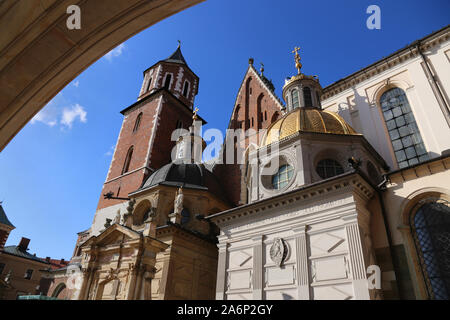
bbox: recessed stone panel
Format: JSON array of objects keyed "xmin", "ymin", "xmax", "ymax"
[
  {"xmin": 229, "ymin": 270, "xmax": 251, "ymax": 290},
  {"xmin": 266, "ymin": 265, "xmax": 295, "ymax": 287},
  {"xmin": 314, "ymin": 256, "xmax": 348, "ymax": 282}
]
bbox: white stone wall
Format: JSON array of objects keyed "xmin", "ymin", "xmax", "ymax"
[
  {"xmin": 322, "ymin": 39, "xmax": 450, "ymax": 170},
  {"xmin": 216, "ymin": 190, "xmax": 374, "ymax": 300}
]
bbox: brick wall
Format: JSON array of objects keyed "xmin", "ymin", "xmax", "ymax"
[{"xmin": 218, "ymin": 68, "xmax": 283, "ymax": 205}]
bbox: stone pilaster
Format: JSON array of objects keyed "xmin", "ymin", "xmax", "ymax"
[
  {"xmin": 293, "ymin": 225, "xmax": 310, "ymax": 300},
  {"xmin": 125, "ymin": 264, "xmax": 138, "ymax": 300},
  {"xmin": 215, "ymin": 242, "xmax": 228, "ymax": 300},
  {"xmin": 345, "ymin": 221, "xmax": 370, "ymax": 300},
  {"xmin": 252, "ymin": 235, "xmax": 264, "ymax": 299}
]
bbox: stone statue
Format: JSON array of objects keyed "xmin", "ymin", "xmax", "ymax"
[
  {"xmin": 104, "ymin": 218, "xmax": 112, "ymax": 229},
  {"xmin": 4, "ymin": 270, "xmax": 12, "ymax": 284},
  {"xmin": 123, "ymin": 198, "xmax": 136, "ymax": 227},
  {"xmin": 174, "ymin": 187, "xmax": 184, "ymax": 214},
  {"xmin": 113, "ymin": 210, "xmax": 121, "ymax": 224}
]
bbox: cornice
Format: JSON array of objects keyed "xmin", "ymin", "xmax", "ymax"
[
  {"xmin": 156, "ymin": 224, "xmax": 217, "ymax": 246},
  {"xmin": 322, "ymin": 25, "xmax": 449, "ymax": 100},
  {"xmin": 207, "ymin": 171, "xmax": 374, "ymax": 225}
]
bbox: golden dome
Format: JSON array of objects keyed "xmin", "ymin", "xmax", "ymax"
[{"xmin": 263, "ymin": 108, "xmax": 360, "ymax": 146}]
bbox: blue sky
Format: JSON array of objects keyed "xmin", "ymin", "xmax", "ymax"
[{"xmin": 1, "ymin": 0, "xmax": 449, "ymax": 259}]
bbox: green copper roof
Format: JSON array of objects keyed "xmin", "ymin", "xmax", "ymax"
[{"xmin": 0, "ymin": 204, "xmax": 14, "ymax": 228}]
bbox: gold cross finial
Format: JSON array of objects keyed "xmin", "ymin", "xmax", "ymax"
[
  {"xmin": 292, "ymin": 46, "xmax": 300, "ymax": 55},
  {"xmin": 192, "ymin": 107, "xmax": 199, "ymax": 120},
  {"xmin": 292, "ymin": 46, "xmax": 302, "ymax": 75}
]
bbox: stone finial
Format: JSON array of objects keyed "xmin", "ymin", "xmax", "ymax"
[
  {"xmin": 260, "ymin": 63, "xmax": 264, "ymax": 76},
  {"xmin": 123, "ymin": 199, "xmax": 136, "ymax": 228},
  {"xmin": 249, "ymin": 57, "xmax": 254, "ymax": 65}
]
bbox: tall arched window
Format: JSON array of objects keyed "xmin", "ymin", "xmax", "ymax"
[
  {"xmin": 303, "ymin": 87, "xmax": 312, "ymax": 107},
  {"xmin": 182, "ymin": 81, "xmax": 190, "ymax": 97},
  {"xmin": 316, "ymin": 91, "xmax": 321, "ymax": 108},
  {"xmin": 292, "ymin": 90, "xmax": 299, "ymax": 109},
  {"xmin": 380, "ymin": 88, "xmax": 428, "ymax": 168},
  {"xmin": 133, "ymin": 113, "xmax": 142, "ymax": 133},
  {"xmin": 146, "ymin": 77, "xmax": 152, "ymax": 92},
  {"xmin": 122, "ymin": 146, "xmax": 133, "ymax": 174},
  {"xmin": 164, "ymin": 74, "xmax": 172, "ymax": 89},
  {"xmin": 411, "ymin": 199, "xmax": 450, "ymax": 299}
]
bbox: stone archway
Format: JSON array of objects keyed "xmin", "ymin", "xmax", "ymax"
[
  {"xmin": 0, "ymin": 0, "xmax": 203, "ymax": 151},
  {"xmin": 51, "ymin": 282, "xmax": 67, "ymax": 299}
]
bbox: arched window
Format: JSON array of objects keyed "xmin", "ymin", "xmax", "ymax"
[
  {"xmin": 122, "ymin": 146, "xmax": 133, "ymax": 174},
  {"xmin": 380, "ymin": 88, "xmax": 428, "ymax": 168},
  {"xmin": 292, "ymin": 90, "xmax": 299, "ymax": 109},
  {"xmin": 182, "ymin": 81, "xmax": 190, "ymax": 97},
  {"xmin": 164, "ymin": 74, "xmax": 172, "ymax": 89},
  {"xmin": 271, "ymin": 112, "xmax": 279, "ymax": 123},
  {"xmin": 316, "ymin": 159, "xmax": 344, "ymax": 179},
  {"xmin": 303, "ymin": 87, "xmax": 312, "ymax": 107},
  {"xmin": 133, "ymin": 113, "xmax": 142, "ymax": 133},
  {"xmin": 272, "ymin": 164, "xmax": 294, "ymax": 190},
  {"xmin": 410, "ymin": 199, "xmax": 450, "ymax": 299},
  {"xmin": 146, "ymin": 77, "xmax": 152, "ymax": 92}
]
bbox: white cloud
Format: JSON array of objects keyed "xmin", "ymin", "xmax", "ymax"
[
  {"xmin": 104, "ymin": 43, "xmax": 126, "ymax": 62},
  {"xmin": 105, "ymin": 145, "xmax": 115, "ymax": 157},
  {"xmin": 31, "ymin": 93, "xmax": 63, "ymax": 127},
  {"xmin": 61, "ymin": 104, "xmax": 87, "ymax": 129},
  {"xmin": 31, "ymin": 93, "xmax": 87, "ymax": 130}
]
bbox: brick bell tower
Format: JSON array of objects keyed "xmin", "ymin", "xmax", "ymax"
[{"xmin": 90, "ymin": 44, "xmax": 201, "ymax": 235}]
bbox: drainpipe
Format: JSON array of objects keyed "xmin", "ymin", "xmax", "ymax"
[
  {"xmin": 416, "ymin": 41, "xmax": 450, "ymax": 127},
  {"xmin": 376, "ymin": 174, "xmax": 405, "ymax": 299}
]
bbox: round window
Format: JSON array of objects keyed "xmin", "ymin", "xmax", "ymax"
[
  {"xmin": 316, "ymin": 159, "xmax": 344, "ymax": 179},
  {"xmin": 272, "ymin": 164, "xmax": 294, "ymax": 190}
]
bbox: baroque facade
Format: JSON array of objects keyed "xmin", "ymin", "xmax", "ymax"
[{"xmin": 45, "ymin": 25, "xmax": 450, "ymax": 300}]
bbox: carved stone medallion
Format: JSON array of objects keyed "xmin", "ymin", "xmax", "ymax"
[{"xmin": 270, "ymin": 238, "xmax": 287, "ymax": 267}]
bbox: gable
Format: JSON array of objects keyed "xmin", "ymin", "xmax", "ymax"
[
  {"xmin": 227, "ymin": 65, "xmax": 284, "ymax": 130},
  {"xmin": 82, "ymin": 224, "xmax": 141, "ymax": 248}
]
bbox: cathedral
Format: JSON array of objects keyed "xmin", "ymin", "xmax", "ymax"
[{"xmin": 46, "ymin": 25, "xmax": 450, "ymax": 300}]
